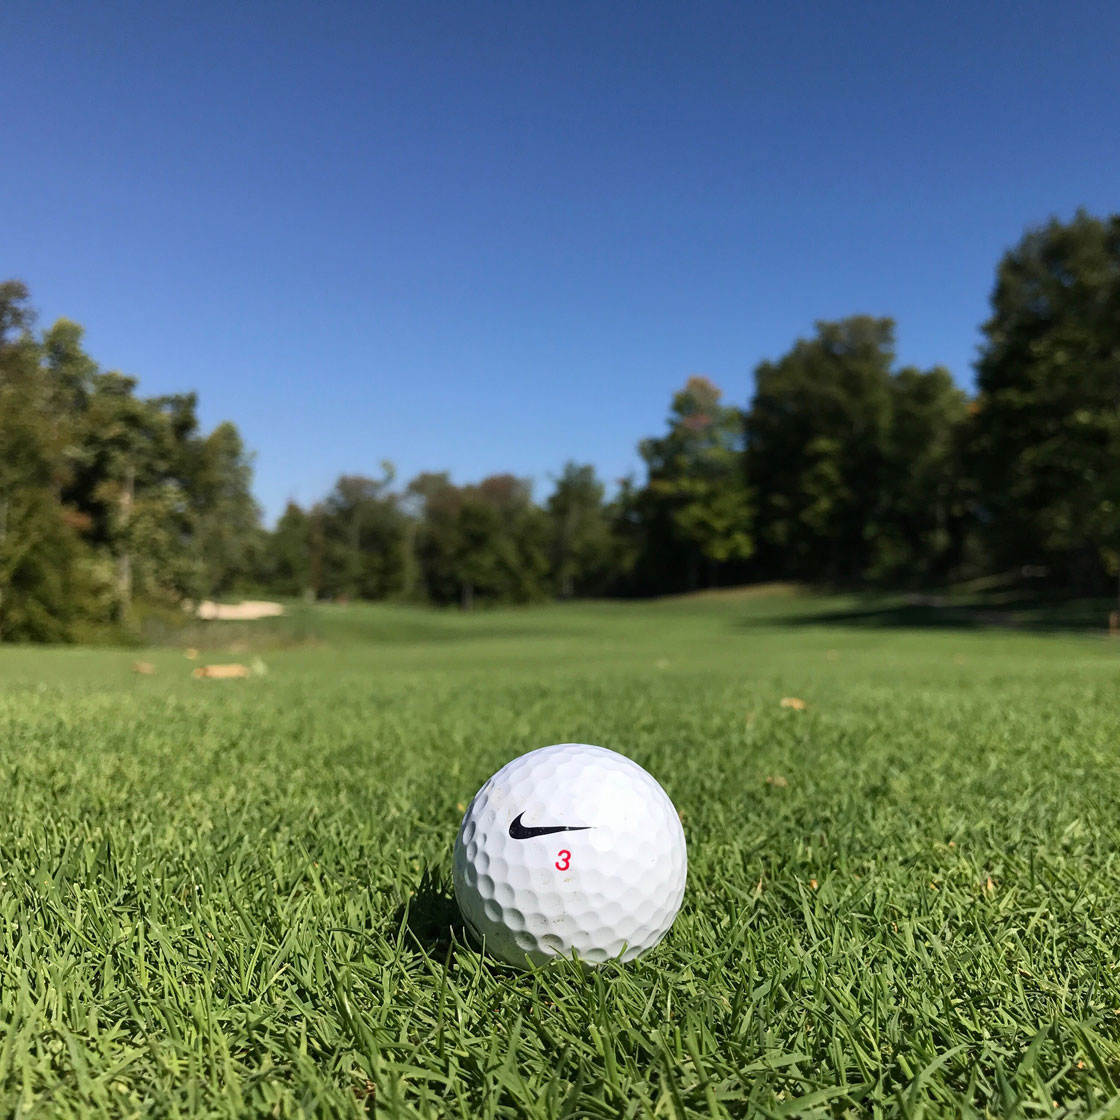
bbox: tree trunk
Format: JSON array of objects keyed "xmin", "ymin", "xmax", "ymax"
[
  {"xmin": 115, "ymin": 465, "xmax": 134, "ymax": 621},
  {"xmin": 0, "ymin": 494, "xmax": 7, "ymax": 638},
  {"xmin": 461, "ymin": 581, "xmax": 474, "ymax": 611},
  {"xmin": 350, "ymin": 507, "xmax": 363, "ymax": 598},
  {"xmin": 400, "ymin": 518, "xmax": 419, "ymax": 601},
  {"xmin": 309, "ymin": 510, "xmax": 324, "ymax": 600}
]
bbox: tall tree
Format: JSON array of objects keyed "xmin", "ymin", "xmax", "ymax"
[
  {"xmin": 874, "ymin": 365, "xmax": 972, "ymax": 582},
  {"xmin": 0, "ymin": 283, "xmax": 91, "ymax": 640},
  {"xmin": 639, "ymin": 376, "xmax": 753, "ymax": 590},
  {"xmin": 0, "ymin": 282, "xmax": 266, "ymax": 639},
  {"xmin": 266, "ymin": 501, "xmax": 313, "ymax": 598},
  {"xmin": 316, "ymin": 467, "xmax": 407, "ymax": 600},
  {"xmin": 410, "ymin": 473, "xmax": 549, "ymax": 607},
  {"xmin": 75, "ymin": 373, "xmax": 203, "ymax": 616},
  {"xmin": 546, "ymin": 463, "xmax": 616, "ymax": 597},
  {"xmin": 191, "ymin": 421, "xmax": 262, "ymax": 598},
  {"xmin": 747, "ymin": 318, "xmax": 896, "ymax": 582},
  {"xmin": 972, "ymin": 210, "xmax": 1120, "ymax": 590}
]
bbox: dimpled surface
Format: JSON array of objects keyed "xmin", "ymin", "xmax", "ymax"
[{"xmin": 453, "ymin": 743, "xmax": 686, "ymax": 966}]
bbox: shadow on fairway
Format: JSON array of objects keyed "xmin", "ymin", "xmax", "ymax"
[
  {"xmin": 391, "ymin": 866, "xmax": 465, "ymax": 959},
  {"xmin": 738, "ymin": 593, "xmax": 1115, "ymax": 633}
]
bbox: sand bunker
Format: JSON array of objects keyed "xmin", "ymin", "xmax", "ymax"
[{"xmin": 196, "ymin": 600, "xmax": 285, "ymax": 621}]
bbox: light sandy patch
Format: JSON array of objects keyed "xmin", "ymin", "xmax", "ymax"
[
  {"xmin": 196, "ymin": 600, "xmax": 284, "ymax": 621},
  {"xmin": 658, "ymin": 582, "xmax": 803, "ymax": 603},
  {"xmin": 192, "ymin": 663, "xmax": 251, "ymax": 679}
]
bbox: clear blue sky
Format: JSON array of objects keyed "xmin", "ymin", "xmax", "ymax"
[{"xmin": 3, "ymin": 1, "xmax": 1118, "ymax": 523}]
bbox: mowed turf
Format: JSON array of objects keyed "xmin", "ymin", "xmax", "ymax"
[{"xmin": 2, "ymin": 591, "xmax": 1120, "ymax": 1118}]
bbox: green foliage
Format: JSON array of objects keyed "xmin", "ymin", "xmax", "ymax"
[
  {"xmin": 314, "ymin": 469, "xmax": 407, "ymax": 601},
  {"xmin": 748, "ymin": 317, "xmax": 896, "ymax": 580},
  {"xmin": 0, "ymin": 283, "xmax": 262, "ymax": 640},
  {"xmin": 973, "ymin": 210, "xmax": 1120, "ymax": 589},
  {"xmin": 191, "ymin": 421, "xmax": 263, "ymax": 598},
  {"xmin": 266, "ymin": 502, "xmax": 314, "ymax": 597},
  {"xmin": 641, "ymin": 377, "xmax": 753, "ymax": 582},
  {"xmin": 748, "ymin": 318, "xmax": 971, "ymax": 585},
  {"xmin": 546, "ymin": 462, "xmax": 618, "ymax": 597},
  {"xmin": 10, "ymin": 204, "xmax": 1120, "ymax": 635},
  {"xmin": 3, "ymin": 594, "xmax": 1120, "ymax": 1113},
  {"xmin": 873, "ymin": 365, "xmax": 972, "ymax": 582},
  {"xmin": 410, "ymin": 473, "xmax": 550, "ymax": 607},
  {"xmin": 0, "ymin": 283, "xmax": 93, "ymax": 640}
]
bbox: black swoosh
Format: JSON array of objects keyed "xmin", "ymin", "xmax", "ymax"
[{"xmin": 508, "ymin": 812, "xmax": 592, "ymax": 840}]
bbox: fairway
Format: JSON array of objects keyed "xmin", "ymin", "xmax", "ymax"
[{"xmin": 2, "ymin": 591, "xmax": 1120, "ymax": 1117}]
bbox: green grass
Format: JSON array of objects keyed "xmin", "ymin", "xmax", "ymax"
[{"xmin": 2, "ymin": 588, "xmax": 1120, "ymax": 1117}]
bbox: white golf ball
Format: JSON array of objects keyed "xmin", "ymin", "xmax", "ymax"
[{"xmin": 452, "ymin": 743, "xmax": 687, "ymax": 966}]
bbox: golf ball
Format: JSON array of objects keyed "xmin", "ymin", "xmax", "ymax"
[{"xmin": 452, "ymin": 743, "xmax": 687, "ymax": 966}]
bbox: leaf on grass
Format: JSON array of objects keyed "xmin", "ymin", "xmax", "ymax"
[
  {"xmin": 765, "ymin": 775, "xmax": 789, "ymax": 787},
  {"xmin": 192, "ymin": 664, "xmax": 250, "ymax": 680},
  {"xmin": 809, "ymin": 879, "xmax": 819, "ymax": 890},
  {"xmin": 184, "ymin": 648, "xmax": 199, "ymax": 660},
  {"xmin": 132, "ymin": 661, "xmax": 155, "ymax": 675},
  {"xmin": 985, "ymin": 876, "xmax": 996, "ymax": 895},
  {"xmin": 780, "ymin": 697, "xmax": 807, "ymax": 710}
]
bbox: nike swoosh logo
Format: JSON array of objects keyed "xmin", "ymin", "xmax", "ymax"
[{"xmin": 508, "ymin": 812, "xmax": 592, "ymax": 840}]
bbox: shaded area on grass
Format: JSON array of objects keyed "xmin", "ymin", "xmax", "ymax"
[
  {"xmin": 391, "ymin": 866, "xmax": 464, "ymax": 960},
  {"xmin": 739, "ymin": 591, "xmax": 1119, "ymax": 633}
]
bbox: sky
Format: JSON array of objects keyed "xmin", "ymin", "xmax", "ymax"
[{"xmin": 3, "ymin": 1, "xmax": 1119, "ymax": 523}]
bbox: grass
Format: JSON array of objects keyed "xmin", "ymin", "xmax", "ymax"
[{"xmin": 2, "ymin": 587, "xmax": 1120, "ymax": 1116}]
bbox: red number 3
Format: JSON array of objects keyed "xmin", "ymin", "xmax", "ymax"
[{"xmin": 555, "ymin": 849, "xmax": 571, "ymax": 870}]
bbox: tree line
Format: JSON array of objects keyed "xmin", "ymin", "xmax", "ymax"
[{"xmin": 3, "ymin": 209, "xmax": 1119, "ymax": 640}]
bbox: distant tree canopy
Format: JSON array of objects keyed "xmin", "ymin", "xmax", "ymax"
[
  {"xmin": 547, "ymin": 462, "xmax": 619, "ymax": 599},
  {"xmin": 0, "ymin": 282, "xmax": 260, "ymax": 640},
  {"xmin": 972, "ymin": 210, "xmax": 1120, "ymax": 589},
  {"xmin": 639, "ymin": 377, "xmax": 753, "ymax": 591},
  {"xmin": 747, "ymin": 317, "xmax": 970, "ymax": 585},
  {"xmin": 4, "ymin": 208, "xmax": 1120, "ymax": 639}
]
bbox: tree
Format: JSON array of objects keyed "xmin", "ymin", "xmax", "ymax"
[
  {"xmin": 0, "ymin": 283, "xmax": 92, "ymax": 640},
  {"xmin": 874, "ymin": 365, "xmax": 972, "ymax": 583},
  {"xmin": 73, "ymin": 373, "xmax": 204, "ymax": 616},
  {"xmin": 545, "ymin": 463, "xmax": 617, "ymax": 597},
  {"xmin": 0, "ymin": 281, "xmax": 267, "ymax": 639},
  {"xmin": 465, "ymin": 474, "xmax": 548, "ymax": 609},
  {"xmin": 972, "ymin": 210, "xmax": 1120, "ymax": 591},
  {"xmin": 53, "ymin": 332, "xmax": 259, "ymax": 611},
  {"xmin": 316, "ymin": 467, "xmax": 407, "ymax": 600},
  {"xmin": 266, "ymin": 502, "xmax": 313, "ymax": 598},
  {"xmin": 747, "ymin": 318, "xmax": 896, "ymax": 582},
  {"xmin": 191, "ymin": 421, "xmax": 262, "ymax": 598},
  {"xmin": 410, "ymin": 473, "xmax": 549, "ymax": 607},
  {"xmin": 639, "ymin": 376, "xmax": 753, "ymax": 590},
  {"xmin": 746, "ymin": 318, "xmax": 975, "ymax": 584}
]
